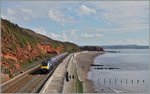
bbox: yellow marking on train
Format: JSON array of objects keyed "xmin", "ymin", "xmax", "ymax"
[{"xmin": 41, "ymin": 66, "xmax": 48, "ymax": 69}]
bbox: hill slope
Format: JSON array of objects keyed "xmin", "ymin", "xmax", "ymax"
[
  {"xmin": 80, "ymin": 46, "xmax": 104, "ymax": 51},
  {"xmin": 1, "ymin": 18, "xmax": 80, "ymax": 80}
]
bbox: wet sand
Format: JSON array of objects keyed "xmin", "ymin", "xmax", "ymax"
[{"xmin": 75, "ymin": 51, "xmax": 104, "ymax": 93}]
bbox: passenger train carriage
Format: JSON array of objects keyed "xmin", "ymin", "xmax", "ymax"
[{"xmin": 40, "ymin": 52, "xmax": 68, "ymax": 73}]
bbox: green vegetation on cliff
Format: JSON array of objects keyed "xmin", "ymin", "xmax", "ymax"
[{"xmin": 1, "ymin": 18, "xmax": 80, "ymax": 79}]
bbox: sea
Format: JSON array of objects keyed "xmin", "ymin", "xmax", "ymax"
[{"xmin": 88, "ymin": 49, "xmax": 150, "ymax": 93}]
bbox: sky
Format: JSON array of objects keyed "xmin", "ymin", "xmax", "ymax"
[{"xmin": 1, "ymin": 0, "xmax": 149, "ymax": 46}]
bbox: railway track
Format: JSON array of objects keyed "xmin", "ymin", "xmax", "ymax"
[{"xmin": 1, "ymin": 56, "xmax": 67, "ymax": 93}]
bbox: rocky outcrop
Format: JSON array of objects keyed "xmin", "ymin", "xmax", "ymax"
[
  {"xmin": 1, "ymin": 18, "xmax": 80, "ymax": 82},
  {"xmin": 80, "ymin": 46, "xmax": 104, "ymax": 51},
  {"xmin": 37, "ymin": 43, "xmax": 63, "ymax": 54}
]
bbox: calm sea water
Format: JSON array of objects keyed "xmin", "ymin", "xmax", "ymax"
[{"xmin": 88, "ymin": 49, "xmax": 150, "ymax": 93}]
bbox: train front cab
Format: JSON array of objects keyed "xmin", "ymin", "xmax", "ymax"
[{"xmin": 41, "ymin": 61, "xmax": 49, "ymax": 73}]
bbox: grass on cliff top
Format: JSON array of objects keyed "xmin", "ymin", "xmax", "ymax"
[
  {"xmin": 62, "ymin": 42, "xmax": 80, "ymax": 53},
  {"xmin": 3, "ymin": 20, "xmax": 36, "ymax": 48},
  {"xmin": 12, "ymin": 29, "xmax": 36, "ymax": 48},
  {"xmin": 51, "ymin": 42, "xmax": 61, "ymax": 48},
  {"xmin": 2, "ymin": 19, "xmax": 80, "ymax": 53}
]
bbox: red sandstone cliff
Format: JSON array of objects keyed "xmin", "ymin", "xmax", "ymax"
[{"xmin": 1, "ymin": 18, "xmax": 80, "ymax": 82}]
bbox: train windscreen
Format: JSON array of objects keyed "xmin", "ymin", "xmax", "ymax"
[{"xmin": 42, "ymin": 61, "xmax": 48, "ymax": 66}]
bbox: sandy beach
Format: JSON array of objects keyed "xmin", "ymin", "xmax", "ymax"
[
  {"xmin": 75, "ymin": 51, "xmax": 104, "ymax": 93},
  {"xmin": 42, "ymin": 50, "xmax": 148, "ymax": 93}
]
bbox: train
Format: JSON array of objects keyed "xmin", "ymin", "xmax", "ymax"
[{"xmin": 40, "ymin": 52, "xmax": 68, "ymax": 73}]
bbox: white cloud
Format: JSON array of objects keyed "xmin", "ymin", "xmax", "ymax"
[
  {"xmin": 83, "ymin": 1, "xmax": 149, "ymax": 33},
  {"xmin": 62, "ymin": 31, "xmax": 68, "ymax": 41},
  {"xmin": 49, "ymin": 32, "xmax": 61, "ymax": 39},
  {"xmin": 68, "ymin": 6, "xmax": 72, "ymax": 11},
  {"xmin": 86, "ymin": 24, "xmax": 149, "ymax": 33},
  {"xmin": 81, "ymin": 33, "xmax": 103, "ymax": 38},
  {"xmin": 20, "ymin": 8, "xmax": 36, "ymax": 18},
  {"xmin": 1, "ymin": 14, "xmax": 8, "ymax": 19},
  {"xmin": 48, "ymin": 10, "xmax": 63, "ymax": 23},
  {"xmin": 48, "ymin": 10, "xmax": 75, "ymax": 24},
  {"xmin": 124, "ymin": 39, "xmax": 149, "ymax": 45},
  {"xmin": 102, "ymin": 7, "xmax": 147, "ymax": 25},
  {"xmin": 61, "ymin": 29, "xmax": 79, "ymax": 41},
  {"xmin": 33, "ymin": 27, "xmax": 47, "ymax": 36},
  {"xmin": 1, "ymin": 1, "xmax": 148, "ymax": 46},
  {"xmin": 64, "ymin": 29, "xmax": 78, "ymax": 35},
  {"xmin": 92, "ymin": 1, "xmax": 149, "ymax": 31},
  {"xmin": 78, "ymin": 4, "xmax": 96, "ymax": 15},
  {"xmin": 2, "ymin": 7, "xmax": 36, "ymax": 22},
  {"xmin": 49, "ymin": 29, "xmax": 79, "ymax": 42},
  {"xmin": 109, "ymin": 39, "xmax": 149, "ymax": 45},
  {"xmin": 7, "ymin": 8, "xmax": 15, "ymax": 15},
  {"xmin": 19, "ymin": 8, "xmax": 36, "ymax": 21}
]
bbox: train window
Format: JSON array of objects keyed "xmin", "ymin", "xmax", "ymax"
[
  {"xmin": 48, "ymin": 58, "xmax": 52, "ymax": 61},
  {"xmin": 42, "ymin": 61, "xmax": 48, "ymax": 66}
]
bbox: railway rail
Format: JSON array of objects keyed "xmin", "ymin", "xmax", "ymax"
[{"xmin": 1, "ymin": 54, "xmax": 67, "ymax": 93}]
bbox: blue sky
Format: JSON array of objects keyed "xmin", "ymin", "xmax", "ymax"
[{"xmin": 1, "ymin": 1, "xmax": 149, "ymax": 46}]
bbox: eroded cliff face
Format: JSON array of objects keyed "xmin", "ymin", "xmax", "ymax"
[
  {"xmin": 1, "ymin": 18, "xmax": 80, "ymax": 81},
  {"xmin": 37, "ymin": 43, "xmax": 64, "ymax": 54},
  {"xmin": 1, "ymin": 37, "xmax": 64, "ymax": 79}
]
